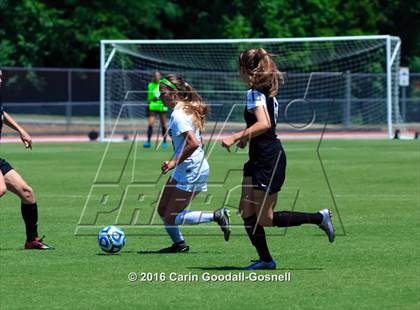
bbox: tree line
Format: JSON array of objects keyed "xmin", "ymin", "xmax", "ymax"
[{"xmin": 0, "ymin": 0, "xmax": 419, "ymax": 69}]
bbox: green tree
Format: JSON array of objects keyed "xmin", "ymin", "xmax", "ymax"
[
  {"xmin": 0, "ymin": 0, "xmax": 182, "ymax": 67},
  {"xmin": 0, "ymin": 0, "xmax": 70, "ymax": 67},
  {"xmin": 0, "ymin": 0, "xmax": 418, "ymax": 68}
]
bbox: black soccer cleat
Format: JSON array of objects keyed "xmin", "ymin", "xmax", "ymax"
[
  {"xmin": 157, "ymin": 241, "xmax": 190, "ymax": 253},
  {"xmin": 214, "ymin": 208, "xmax": 231, "ymax": 241}
]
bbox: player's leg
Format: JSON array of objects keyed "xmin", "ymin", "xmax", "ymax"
[
  {"xmin": 243, "ymin": 188, "xmax": 329, "ymax": 270},
  {"xmin": 271, "ymin": 207, "xmax": 334, "ymax": 242},
  {"xmin": 4, "ymin": 169, "xmax": 53, "ymax": 249},
  {"xmin": 156, "ymin": 178, "xmax": 203, "ymax": 253},
  {"xmin": 252, "ymin": 189, "xmax": 276, "ymax": 227},
  {"xmin": 0, "ymin": 158, "xmax": 11, "ymax": 197},
  {"xmin": 165, "ymin": 185, "xmax": 230, "ymax": 239},
  {"xmin": 167, "ymin": 170, "xmax": 230, "ymax": 241},
  {"xmin": 156, "ymin": 176, "xmax": 229, "ymax": 252},
  {"xmin": 0, "ymin": 171, "xmax": 7, "ymax": 198},
  {"xmin": 168, "ymin": 187, "xmax": 230, "ymax": 238},
  {"xmin": 158, "ymin": 112, "xmax": 168, "ymax": 149},
  {"xmin": 255, "ymin": 191, "xmax": 335, "ymax": 242},
  {"xmin": 241, "ymin": 179, "xmax": 276, "ymax": 270},
  {"xmin": 4, "ymin": 170, "xmax": 36, "ymax": 204},
  {"xmin": 157, "ymin": 178, "xmax": 188, "ymax": 252},
  {"xmin": 250, "ymin": 157, "xmax": 334, "ymax": 242},
  {"xmin": 253, "ymin": 189, "xmax": 324, "ymax": 228},
  {"xmin": 162, "ymin": 185, "xmax": 200, "ymax": 226},
  {"xmin": 144, "ymin": 110, "xmax": 156, "ymax": 148},
  {"xmin": 240, "ymin": 160, "xmax": 275, "ymax": 268}
]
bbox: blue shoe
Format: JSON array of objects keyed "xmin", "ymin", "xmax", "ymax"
[
  {"xmin": 162, "ymin": 142, "xmax": 168, "ymax": 150},
  {"xmin": 318, "ymin": 208, "xmax": 335, "ymax": 243},
  {"xmin": 143, "ymin": 141, "xmax": 151, "ymax": 148},
  {"xmin": 243, "ymin": 259, "xmax": 277, "ymax": 270}
]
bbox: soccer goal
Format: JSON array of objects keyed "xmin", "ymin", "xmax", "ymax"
[{"xmin": 99, "ymin": 36, "xmax": 402, "ymax": 141}]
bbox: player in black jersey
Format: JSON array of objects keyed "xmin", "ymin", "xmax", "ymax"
[
  {"xmin": 221, "ymin": 49, "xmax": 334, "ymax": 270},
  {"xmin": 0, "ymin": 69, "xmax": 53, "ymax": 250}
]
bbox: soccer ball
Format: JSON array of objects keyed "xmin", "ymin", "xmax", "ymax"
[{"xmin": 98, "ymin": 226, "xmax": 126, "ymax": 254}]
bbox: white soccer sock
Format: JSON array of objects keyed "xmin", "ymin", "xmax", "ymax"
[
  {"xmin": 174, "ymin": 210, "xmax": 214, "ymax": 225},
  {"xmin": 161, "ymin": 217, "xmax": 184, "ymax": 243}
]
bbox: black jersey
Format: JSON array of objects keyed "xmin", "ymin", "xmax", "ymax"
[
  {"xmin": 243, "ymin": 89, "xmax": 286, "ymax": 193},
  {"xmin": 0, "ymin": 96, "xmax": 3, "ymax": 140},
  {"xmin": 244, "ymin": 89, "xmax": 281, "ymax": 160}
]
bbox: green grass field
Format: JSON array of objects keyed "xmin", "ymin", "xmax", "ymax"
[{"xmin": 0, "ymin": 140, "xmax": 419, "ymax": 309}]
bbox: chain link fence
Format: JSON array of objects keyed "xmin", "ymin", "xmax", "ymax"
[{"xmin": 1, "ymin": 67, "xmax": 419, "ymax": 138}]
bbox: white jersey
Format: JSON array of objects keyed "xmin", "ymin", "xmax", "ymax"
[
  {"xmin": 168, "ymin": 107, "xmax": 209, "ymax": 191},
  {"xmin": 169, "ymin": 108, "xmax": 204, "ymax": 159}
]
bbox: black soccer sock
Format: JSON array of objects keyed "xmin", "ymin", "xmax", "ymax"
[
  {"xmin": 161, "ymin": 125, "xmax": 167, "ymax": 143},
  {"xmin": 272, "ymin": 211, "xmax": 323, "ymax": 227},
  {"xmin": 21, "ymin": 203, "xmax": 39, "ymax": 242},
  {"xmin": 147, "ymin": 125, "xmax": 153, "ymax": 142},
  {"xmin": 243, "ymin": 215, "xmax": 272, "ymax": 263}
]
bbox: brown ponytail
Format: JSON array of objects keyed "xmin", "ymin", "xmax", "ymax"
[
  {"xmin": 239, "ymin": 48, "xmax": 284, "ymax": 97},
  {"xmin": 165, "ymin": 74, "xmax": 208, "ymax": 131}
]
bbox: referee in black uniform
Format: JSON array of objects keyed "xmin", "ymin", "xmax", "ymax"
[
  {"xmin": 222, "ymin": 48, "xmax": 335, "ymax": 270},
  {"xmin": 0, "ymin": 69, "xmax": 53, "ymax": 249}
]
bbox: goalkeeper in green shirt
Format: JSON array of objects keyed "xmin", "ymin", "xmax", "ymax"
[{"xmin": 144, "ymin": 71, "xmax": 169, "ymax": 149}]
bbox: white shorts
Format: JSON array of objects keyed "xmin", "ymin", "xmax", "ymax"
[{"xmin": 172, "ymin": 158, "xmax": 209, "ymax": 192}]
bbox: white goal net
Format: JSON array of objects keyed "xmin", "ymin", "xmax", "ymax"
[{"xmin": 100, "ymin": 36, "xmax": 402, "ymax": 141}]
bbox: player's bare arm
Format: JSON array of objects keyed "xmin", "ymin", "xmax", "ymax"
[
  {"xmin": 3, "ymin": 112, "xmax": 32, "ymax": 149},
  {"xmin": 222, "ymin": 105, "xmax": 271, "ymax": 151},
  {"xmin": 162, "ymin": 131, "xmax": 200, "ymax": 174}
]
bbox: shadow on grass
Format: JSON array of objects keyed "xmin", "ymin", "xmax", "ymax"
[
  {"xmin": 0, "ymin": 248, "xmax": 24, "ymax": 251},
  {"xmin": 96, "ymin": 253, "xmax": 123, "ymax": 256},
  {"xmin": 188, "ymin": 266, "xmax": 244, "ymax": 270},
  {"xmin": 95, "ymin": 250, "xmax": 225, "ymax": 255},
  {"xmin": 0, "ymin": 248, "xmax": 56, "ymax": 251},
  {"xmin": 188, "ymin": 266, "xmax": 324, "ymax": 271},
  {"xmin": 137, "ymin": 250, "xmax": 222, "ymax": 255}
]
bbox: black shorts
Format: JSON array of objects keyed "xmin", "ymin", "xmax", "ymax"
[
  {"xmin": 146, "ymin": 106, "xmax": 168, "ymax": 118},
  {"xmin": 243, "ymin": 145, "xmax": 286, "ymax": 194},
  {"xmin": 0, "ymin": 158, "xmax": 13, "ymax": 176}
]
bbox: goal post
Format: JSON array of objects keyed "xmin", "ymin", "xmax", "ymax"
[{"xmin": 99, "ymin": 35, "xmax": 402, "ymax": 141}]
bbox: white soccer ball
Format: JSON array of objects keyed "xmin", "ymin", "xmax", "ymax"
[{"xmin": 98, "ymin": 226, "xmax": 126, "ymax": 254}]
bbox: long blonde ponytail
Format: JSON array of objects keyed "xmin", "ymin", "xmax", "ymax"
[{"xmin": 165, "ymin": 75, "xmax": 208, "ymax": 131}]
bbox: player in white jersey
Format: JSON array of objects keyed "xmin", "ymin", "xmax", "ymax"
[{"xmin": 155, "ymin": 74, "xmax": 230, "ymax": 253}]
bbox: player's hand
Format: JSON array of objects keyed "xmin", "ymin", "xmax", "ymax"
[
  {"xmin": 19, "ymin": 130, "xmax": 32, "ymax": 149},
  {"xmin": 161, "ymin": 160, "xmax": 176, "ymax": 174},
  {"xmin": 237, "ymin": 138, "xmax": 248, "ymax": 149},
  {"xmin": 221, "ymin": 136, "xmax": 235, "ymax": 152}
]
